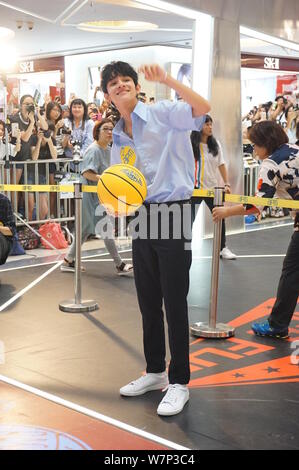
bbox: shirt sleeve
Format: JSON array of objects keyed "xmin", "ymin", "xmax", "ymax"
[
  {"xmin": 81, "ymin": 120, "xmax": 95, "ymax": 155},
  {"xmin": 245, "ymin": 159, "xmax": 277, "ymax": 214},
  {"xmin": 157, "ymin": 101, "xmax": 206, "ymax": 132},
  {"xmin": 80, "ymin": 146, "xmax": 99, "ymax": 175}
]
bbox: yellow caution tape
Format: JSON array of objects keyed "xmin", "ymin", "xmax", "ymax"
[
  {"xmin": 0, "ymin": 184, "xmax": 74, "ymax": 193},
  {"xmin": 225, "ymin": 194, "xmax": 299, "ymax": 210},
  {"xmin": 82, "ymin": 185, "xmax": 97, "ymax": 193},
  {"xmin": 0, "ymin": 184, "xmax": 298, "ymax": 209},
  {"xmin": 192, "ymin": 189, "xmax": 215, "ymax": 198}
]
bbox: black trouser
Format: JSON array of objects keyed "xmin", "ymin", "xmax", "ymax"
[
  {"xmin": 0, "ymin": 233, "xmax": 12, "ymax": 265},
  {"xmin": 131, "ymin": 202, "xmax": 192, "ymax": 385},
  {"xmin": 191, "ymin": 196, "xmax": 226, "ymax": 251},
  {"xmin": 269, "ymin": 231, "xmax": 299, "ymax": 329}
]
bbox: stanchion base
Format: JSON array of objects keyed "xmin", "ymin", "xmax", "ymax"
[
  {"xmin": 190, "ymin": 322, "xmax": 235, "ymax": 338},
  {"xmin": 59, "ymin": 300, "xmax": 99, "ymax": 314}
]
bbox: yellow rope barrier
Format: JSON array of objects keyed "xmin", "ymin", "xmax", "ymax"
[{"xmin": 0, "ymin": 184, "xmax": 298, "ymax": 210}]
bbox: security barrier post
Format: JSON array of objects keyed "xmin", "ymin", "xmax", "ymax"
[
  {"xmin": 190, "ymin": 187, "xmax": 235, "ymax": 338},
  {"xmin": 59, "ymin": 181, "xmax": 99, "ymax": 313}
]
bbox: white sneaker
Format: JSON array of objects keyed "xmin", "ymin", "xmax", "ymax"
[
  {"xmin": 157, "ymin": 384, "xmax": 189, "ymax": 416},
  {"xmin": 220, "ymin": 247, "xmax": 237, "ymax": 260},
  {"xmin": 120, "ymin": 372, "xmax": 169, "ymax": 397}
]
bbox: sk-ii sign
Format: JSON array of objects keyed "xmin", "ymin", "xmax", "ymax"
[
  {"xmin": 264, "ymin": 57, "xmax": 280, "ymax": 70},
  {"xmin": 19, "ymin": 61, "xmax": 34, "ymax": 73}
]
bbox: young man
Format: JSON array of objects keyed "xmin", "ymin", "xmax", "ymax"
[
  {"xmin": 213, "ymin": 121, "xmax": 299, "ymax": 339},
  {"xmin": 0, "ymin": 193, "xmax": 16, "ymax": 266},
  {"xmin": 101, "ymin": 61, "xmax": 210, "ymax": 416}
]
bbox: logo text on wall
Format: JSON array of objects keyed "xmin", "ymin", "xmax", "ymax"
[
  {"xmin": 19, "ymin": 61, "xmax": 34, "ymax": 73},
  {"xmin": 264, "ymin": 57, "xmax": 280, "ymax": 70}
]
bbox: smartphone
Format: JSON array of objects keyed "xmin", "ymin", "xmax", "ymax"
[
  {"xmin": 33, "ymin": 89, "xmax": 41, "ymax": 106},
  {"xmin": 11, "ymin": 122, "xmax": 19, "ymax": 138}
]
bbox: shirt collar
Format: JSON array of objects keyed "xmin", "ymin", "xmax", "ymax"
[
  {"xmin": 132, "ymin": 100, "xmax": 148, "ymax": 122},
  {"xmin": 113, "ymin": 101, "xmax": 148, "ymax": 140}
]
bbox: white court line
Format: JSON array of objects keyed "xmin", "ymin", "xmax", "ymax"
[
  {"xmin": 84, "ymin": 258, "xmax": 132, "ymax": 262},
  {"xmin": 0, "ymin": 374, "xmax": 189, "ymax": 451},
  {"xmin": 192, "ymin": 254, "xmax": 286, "ymax": 260},
  {"xmin": 0, "ymin": 262, "xmax": 63, "ymax": 312},
  {"xmin": 0, "ymin": 249, "xmax": 132, "ymax": 273}
]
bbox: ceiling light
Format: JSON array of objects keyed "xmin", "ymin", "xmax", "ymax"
[
  {"xmin": 77, "ymin": 20, "xmax": 158, "ymax": 33},
  {"xmin": 0, "ymin": 45, "xmax": 18, "ymax": 71},
  {"xmin": 0, "ymin": 26, "xmax": 15, "ymax": 41}
]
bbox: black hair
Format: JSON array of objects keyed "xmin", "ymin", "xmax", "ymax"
[
  {"xmin": 20, "ymin": 94, "xmax": 34, "ymax": 106},
  {"xmin": 191, "ymin": 115, "xmax": 219, "ymax": 161},
  {"xmin": 46, "ymin": 101, "xmax": 62, "ymax": 123},
  {"xmin": 101, "ymin": 61, "xmax": 138, "ymax": 94},
  {"xmin": 296, "ymin": 121, "xmax": 299, "ymax": 141},
  {"xmin": 69, "ymin": 99, "xmax": 89, "ymax": 126},
  {"xmin": 249, "ymin": 121, "xmax": 289, "ymax": 156}
]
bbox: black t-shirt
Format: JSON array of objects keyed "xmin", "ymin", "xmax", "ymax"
[
  {"xmin": 29, "ymin": 135, "xmax": 57, "ymax": 175},
  {"xmin": 9, "ymin": 113, "xmax": 33, "ymax": 162}
]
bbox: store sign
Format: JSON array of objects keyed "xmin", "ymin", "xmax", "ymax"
[
  {"xmin": 264, "ymin": 57, "xmax": 280, "ymax": 70},
  {"xmin": 19, "ymin": 61, "xmax": 34, "ymax": 73}
]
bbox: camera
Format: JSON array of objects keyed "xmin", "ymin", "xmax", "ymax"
[
  {"xmin": 61, "ymin": 126, "xmax": 72, "ymax": 135},
  {"xmin": 26, "ymin": 104, "xmax": 35, "ymax": 114},
  {"xmin": 71, "ymin": 139, "xmax": 82, "ymax": 163},
  {"xmin": 42, "ymin": 129, "xmax": 51, "ymax": 139}
]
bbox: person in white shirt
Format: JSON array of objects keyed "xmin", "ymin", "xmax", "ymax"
[{"xmin": 191, "ymin": 115, "xmax": 236, "ymax": 259}]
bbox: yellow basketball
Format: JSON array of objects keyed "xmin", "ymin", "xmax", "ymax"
[{"xmin": 97, "ymin": 164, "xmax": 147, "ymax": 216}]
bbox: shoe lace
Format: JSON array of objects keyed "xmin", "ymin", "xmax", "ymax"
[
  {"xmin": 161, "ymin": 384, "xmax": 183, "ymax": 405},
  {"xmin": 131, "ymin": 375, "xmax": 148, "ymax": 386}
]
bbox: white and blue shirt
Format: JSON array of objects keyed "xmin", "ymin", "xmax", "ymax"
[
  {"xmin": 111, "ymin": 100, "xmax": 206, "ymax": 203},
  {"xmin": 64, "ymin": 118, "xmax": 94, "ymax": 158}
]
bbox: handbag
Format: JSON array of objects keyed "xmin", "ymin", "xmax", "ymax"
[
  {"xmin": 39, "ymin": 222, "xmax": 68, "ymax": 250},
  {"xmin": 17, "ymin": 227, "xmax": 40, "ymax": 250}
]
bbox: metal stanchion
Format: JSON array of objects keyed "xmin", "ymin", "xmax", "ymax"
[
  {"xmin": 190, "ymin": 187, "xmax": 235, "ymax": 338},
  {"xmin": 59, "ymin": 181, "xmax": 99, "ymax": 313},
  {"xmin": 0, "ymin": 75, "xmax": 11, "ymax": 189}
]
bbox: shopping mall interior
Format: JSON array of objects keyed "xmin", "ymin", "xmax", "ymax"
[{"xmin": 0, "ymin": 0, "xmax": 298, "ymax": 452}]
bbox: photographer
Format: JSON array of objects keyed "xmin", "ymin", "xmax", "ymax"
[
  {"xmin": 285, "ymin": 105, "xmax": 299, "ymax": 144},
  {"xmin": 0, "ymin": 119, "xmax": 21, "ymax": 163},
  {"xmin": 62, "ymin": 98, "xmax": 94, "ymax": 162},
  {"xmin": 87, "ymin": 102, "xmax": 101, "ymax": 122},
  {"xmin": 9, "ymin": 94, "xmax": 48, "ymax": 185},
  {"xmin": 46, "ymin": 101, "xmax": 65, "ymax": 158},
  {"xmin": 28, "ymin": 126, "xmax": 57, "ymax": 221},
  {"xmin": 269, "ymin": 95, "xmax": 287, "ymax": 127}
]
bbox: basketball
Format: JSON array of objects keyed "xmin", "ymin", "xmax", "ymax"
[{"xmin": 97, "ymin": 164, "xmax": 147, "ymax": 216}]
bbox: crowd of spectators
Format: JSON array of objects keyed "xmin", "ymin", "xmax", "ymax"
[{"xmin": 243, "ymin": 94, "xmax": 299, "ymax": 149}]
